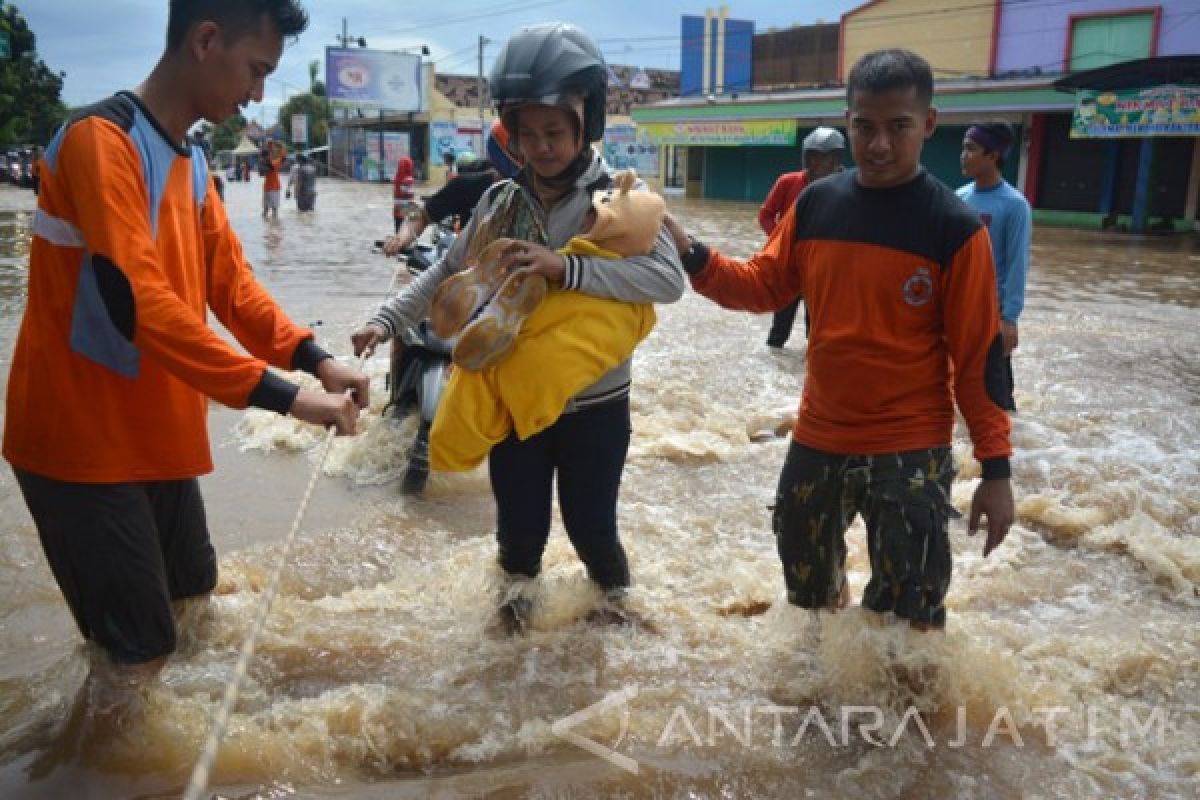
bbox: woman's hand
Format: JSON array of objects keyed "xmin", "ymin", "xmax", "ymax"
[
  {"xmin": 501, "ymin": 241, "xmax": 566, "ymax": 285},
  {"xmin": 662, "ymin": 213, "xmax": 692, "ymax": 257},
  {"xmin": 350, "ymin": 322, "xmax": 388, "ymax": 358},
  {"xmin": 382, "ymin": 232, "xmax": 413, "ymax": 257}
]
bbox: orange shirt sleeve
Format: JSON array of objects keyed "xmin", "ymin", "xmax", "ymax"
[
  {"xmin": 758, "ymin": 178, "xmax": 787, "ymax": 236},
  {"xmin": 943, "ymin": 227, "xmax": 1012, "ymax": 463},
  {"xmin": 690, "ymin": 201, "xmax": 802, "ymax": 313},
  {"xmin": 200, "ymin": 179, "xmax": 314, "ymax": 370}
]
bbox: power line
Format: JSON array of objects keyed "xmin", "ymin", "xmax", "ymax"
[{"xmin": 372, "ymin": 0, "xmax": 568, "ymax": 35}]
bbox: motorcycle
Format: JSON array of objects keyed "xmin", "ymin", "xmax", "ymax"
[
  {"xmin": 372, "ymin": 230, "xmax": 457, "ymax": 495},
  {"xmin": 380, "ymin": 216, "xmax": 458, "ymax": 276},
  {"xmin": 385, "ymin": 319, "xmax": 454, "ymax": 494}
]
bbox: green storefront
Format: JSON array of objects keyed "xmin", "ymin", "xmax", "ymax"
[{"xmin": 632, "ymin": 84, "xmax": 1068, "ymax": 202}]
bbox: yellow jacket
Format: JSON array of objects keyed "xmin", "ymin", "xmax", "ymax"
[{"xmin": 430, "ymin": 236, "xmax": 655, "ymax": 472}]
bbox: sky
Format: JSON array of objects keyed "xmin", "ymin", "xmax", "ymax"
[{"xmin": 18, "ymin": 0, "xmax": 860, "ymax": 127}]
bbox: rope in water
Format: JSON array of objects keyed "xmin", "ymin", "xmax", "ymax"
[{"xmin": 182, "ymin": 260, "xmax": 405, "ymax": 800}]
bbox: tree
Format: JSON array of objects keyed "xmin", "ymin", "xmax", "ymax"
[
  {"xmin": 0, "ymin": 2, "xmax": 69, "ymax": 147},
  {"xmin": 278, "ymin": 91, "xmax": 330, "ymax": 148},
  {"xmin": 209, "ymin": 113, "xmax": 247, "ymax": 152}
]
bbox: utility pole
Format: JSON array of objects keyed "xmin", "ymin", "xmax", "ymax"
[
  {"xmin": 478, "ymin": 35, "xmax": 490, "ymax": 145},
  {"xmin": 340, "ymin": 17, "xmax": 348, "ymax": 48}
]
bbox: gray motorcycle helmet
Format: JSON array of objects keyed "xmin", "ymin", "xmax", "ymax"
[
  {"xmin": 490, "ymin": 23, "xmax": 608, "ymax": 144},
  {"xmin": 802, "ymin": 126, "xmax": 846, "ymax": 160}
]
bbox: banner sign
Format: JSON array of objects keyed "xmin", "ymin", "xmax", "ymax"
[
  {"xmin": 291, "ymin": 114, "xmax": 308, "ymax": 145},
  {"xmin": 603, "ymin": 125, "xmax": 660, "ymax": 177},
  {"xmin": 325, "ymin": 47, "xmax": 422, "ymax": 111},
  {"xmin": 1071, "ymin": 85, "xmax": 1200, "ymax": 138},
  {"xmin": 429, "ymin": 121, "xmax": 481, "ymax": 166},
  {"xmin": 364, "ymin": 132, "xmax": 411, "ymax": 182},
  {"xmin": 641, "ymin": 119, "xmax": 796, "ymax": 146}
]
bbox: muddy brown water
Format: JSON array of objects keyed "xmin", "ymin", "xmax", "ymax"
[{"xmin": 0, "ymin": 179, "xmax": 1197, "ymax": 799}]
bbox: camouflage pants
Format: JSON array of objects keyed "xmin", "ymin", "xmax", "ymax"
[{"xmin": 772, "ymin": 442, "xmax": 959, "ymax": 627}]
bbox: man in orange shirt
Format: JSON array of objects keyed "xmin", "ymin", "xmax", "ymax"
[
  {"xmin": 758, "ymin": 127, "xmax": 844, "ymax": 349},
  {"xmin": 666, "ymin": 49, "xmax": 1014, "ymax": 630},
  {"xmin": 3, "ymin": 0, "xmax": 367, "ymax": 669}
]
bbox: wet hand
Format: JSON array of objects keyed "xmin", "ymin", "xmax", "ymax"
[
  {"xmin": 382, "ymin": 232, "xmax": 412, "ymax": 257},
  {"xmin": 968, "ymin": 478, "xmax": 1015, "ymax": 557},
  {"xmin": 1001, "ymin": 320, "xmax": 1019, "ymax": 355},
  {"xmin": 289, "ymin": 388, "xmax": 361, "ymax": 435},
  {"xmin": 350, "ymin": 323, "xmax": 387, "ymax": 358},
  {"xmin": 662, "ymin": 213, "xmax": 691, "ymax": 256},
  {"xmin": 501, "ymin": 241, "xmax": 565, "ymax": 284},
  {"xmin": 316, "ymin": 357, "xmax": 370, "ymax": 409}
]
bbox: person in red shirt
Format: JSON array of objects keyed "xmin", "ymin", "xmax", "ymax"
[
  {"xmin": 665, "ymin": 49, "xmax": 1015, "ymax": 631},
  {"xmin": 758, "ymin": 126, "xmax": 844, "ymax": 348},
  {"xmin": 392, "ymin": 154, "xmax": 415, "ymax": 233},
  {"xmin": 4, "ymin": 0, "xmax": 368, "ymax": 671}
]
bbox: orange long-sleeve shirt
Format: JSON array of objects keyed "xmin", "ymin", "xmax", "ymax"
[
  {"xmin": 689, "ymin": 169, "xmax": 1012, "ymax": 476},
  {"xmin": 757, "ymin": 170, "xmax": 808, "ymax": 236},
  {"xmin": 4, "ymin": 92, "xmax": 321, "ymax": 483}
]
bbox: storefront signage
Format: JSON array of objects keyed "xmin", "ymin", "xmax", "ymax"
[
  {"xmin": 641, "ymin": 119, "xmax": 797, "ymax": 146},
  {"xmin": 325, "ymin": 47, "xmax": 422, "ymax": 111},
  {"xmin": 1071, "ymin": 85, "xmax": 1200, "ymax": 138},
  {"xmin": 603, "ymin": 125, "xmax": 659, "ymax": 177}
]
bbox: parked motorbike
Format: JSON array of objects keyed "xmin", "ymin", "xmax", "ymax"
[
  {"xmin": 385, "ymin": 319, "xmax": 454, "ymax": 494},
  {"xmin": 398, "ymin": 217, "xmax": 458, "ymax": 276},
  {"xmin": 369, "ymin": 220, "xmax": 461, "ymax": 494}
]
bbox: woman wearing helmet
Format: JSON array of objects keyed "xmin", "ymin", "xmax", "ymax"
[
  {"xmin": 353, "ymin": 22, "xmax": 685, "ymax": 630},
  {"xmin": 758, "ymin": 126, "xmax": 845, "ymax": 348}
]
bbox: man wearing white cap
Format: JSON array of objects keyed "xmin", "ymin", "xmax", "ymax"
[{"xmin": 758, "ymin": 126, "xmax": 845, "ymax": 349}]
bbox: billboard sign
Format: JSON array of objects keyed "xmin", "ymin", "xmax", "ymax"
[
  {"xmin": 325, "ymin": 47, "xmax": 422, "ymax": 111},
  {"xmin": 1070, "ymin": 85, "xmax": 1200, "ymax": 138}
]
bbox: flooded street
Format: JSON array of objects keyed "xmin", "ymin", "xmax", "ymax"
[{"xmin": 0, "ymin": 177, "xmax": 1197, "ymax": 799}]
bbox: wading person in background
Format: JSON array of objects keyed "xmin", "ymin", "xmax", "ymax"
[
  {"xmin": 260, "ymin": 140, "xmax": 284, "ymax": 218},
  {"xmin": 352, "ymin": 23, "xmax": 684, "ymax": 633},
  {"xmin": 3, "ymin": 0, "xmax": 368, "ymax": 673},
  {"xmin": 664, "ymin": 49, "xmax": 1014, "ymax": 631},
  {"xmin": 958, "ymin": 120, "xmax": 1031, "ymax": 412},
  {"xmin": 287, "ymin": 151, "xmax": 318, "ymax": 211},
  {"xmin": 757, "ymin": 126, "xmax": 845, "ymax": 349},
  {"xmin": 382, "ymin": 120, "xmax": 524, "ymax": 257},
  {"xmin": 392, "ymin": 154, "xmax": 415, "ymax": 233}
]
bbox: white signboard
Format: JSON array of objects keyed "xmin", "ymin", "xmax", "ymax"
[
  {"xmin": 291, "ymin": 114, "xmax": 308, "ymax": 145},
  {"xmin": 325, "ymin": 47, "xmax": 422, "ymax": 112}
]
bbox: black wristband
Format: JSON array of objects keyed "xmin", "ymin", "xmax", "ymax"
[
  {"xmin": 247, "ymin": 369, "xmax": 300, "ymax": 415},
  {"xmin": 291, "ymin": 337, "xmax": 332, "ymax": 376},
  {"xmin": 681, "ymin": 238, "xmax": 711, "ymax": 275},
  {"xmin": 981, "ymin": 456, "xmax": 1011, "ymax": 481}
]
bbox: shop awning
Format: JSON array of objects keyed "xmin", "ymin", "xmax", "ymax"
[{"xmin": 1053, "ymin": 56, "xmax": 1200, "ymax": 92}]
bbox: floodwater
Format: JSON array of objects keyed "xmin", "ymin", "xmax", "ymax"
[{"xmin": 0, "ymin": 177, "xmax": 1197, "ymax": 799}]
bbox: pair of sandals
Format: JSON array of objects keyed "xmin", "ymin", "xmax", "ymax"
[{"xmin": 429, "ymin": 238, "xmax": 548, "ymax": 372}]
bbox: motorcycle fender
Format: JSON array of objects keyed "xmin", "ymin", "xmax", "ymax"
[{"xmin": 418, "ymin": 361, "xmax": 451, "ymax": 423}]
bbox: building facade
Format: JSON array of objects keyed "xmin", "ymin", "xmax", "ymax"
[{"xmin": 633, "ymin": 0, "xmax": 1200, "ymax": 230}]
